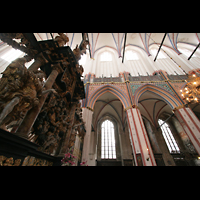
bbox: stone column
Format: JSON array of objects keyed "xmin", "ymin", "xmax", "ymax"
[
  {"xmin": 126, "ymin": 107, "xmax": 157, "ymax": 166},
  {"xmin": 81, "ymin": 107, "xmax": 93, "ymax": 165},
  {"xmin": 143, "ymin": 118, "xmax": 161, "ymax": 154},
  {"xmin": 119, "ymin": 123, "xmax": 134, "ymax": 166},
  {"xmin": 15, "ymin": 63, "xmax": 63, "ymax": 139},
  {"xmin": 174, "ymin": 106, "xmax": 200, "ymax": 155}
]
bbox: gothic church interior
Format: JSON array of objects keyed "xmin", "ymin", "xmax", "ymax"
[{"xmin": 0, "ymin": 33, "xmax": 200, "ymax": 166}]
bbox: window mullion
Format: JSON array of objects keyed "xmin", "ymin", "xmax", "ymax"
[
  {"xmin": 165, "ymin": 126, "xmax": 180, "ymax": 153},
  {"xmin": 161, "ymin": 125, "xmax": 173, "ymax": 153},
  {"xmin": 158, "ymin": 119, "xmax": 180, "ymax": 154}
]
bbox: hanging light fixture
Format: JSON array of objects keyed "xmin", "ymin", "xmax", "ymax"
[{"xmin": 180, "ymin": 72, "xmax": 200, "ymax": 104}]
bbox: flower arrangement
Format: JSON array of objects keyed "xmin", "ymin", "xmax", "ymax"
[
  {"xmin": 61, "ymin": 147, "xmax": 76, "ymax": 166},
  {"xmin": 61, "ymin": 147, "xmax": 88, "ymax": 166},
  {"xmin": 80, "ymin": 161, "xmax": 88, "ymax": 166}
]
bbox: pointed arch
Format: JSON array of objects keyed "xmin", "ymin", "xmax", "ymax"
[
  {"xmin": 87, "ymin": 84, "xmax": 131, "ymax": 110},
  {"xmin": 123, "ymin": 44, "xmax": 150, "ymax": 56},
  {"xmin": 133, "ymin": 84, "xmax": 183, "ymax": 109},
  {"xmin": 149, "ymin": 43, "xmax": 181, "ymax": 55},
  {"xmin": 94, "ymin": 45, "xmax": 119, "ymax": 56}
]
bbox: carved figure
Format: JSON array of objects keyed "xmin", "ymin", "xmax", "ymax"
[
  {"xmin": 73, "ymin": 45, "xmax": 82, "ymax": 61},
  {"xmin": 3, "ymin": 157, "xmax": 14, "ymax": 166},
  {"xmin": 73, "ymin": 38, "xmax": 88, "ymax": 63},
  {"xmin": 13, "ymin": 159, "xmax": 21, "ymax": 166},
  {"xmin": 0, "ymin": 155, "xmax": 21, "ymax": 166},
  {"xmin": 0, "ymin": 155, "xmax": 7, "ymax": 166},
  {"xmin": 0, "ymin": 57, "xmax": 56, "ymax": 128},
  {"xmin": 76, "ymin": 64, "xmax": 84, "ymax": 76},
  {"xmin": 80, "ymin": 39, "xmax": 89, "ymax": 54},
  {"xmin": 54, "ymin": 33, "xmax": 69, "ymax": 47}
]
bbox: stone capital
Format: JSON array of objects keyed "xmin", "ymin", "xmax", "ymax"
[
  {"xmin": 124, "ymin": 104, "xmax": 139, "ymax": 111},
  {"xmin": 172, "ymin": 104, "xmax": 185, "ymax": 113},
  {"xmin": 86, "ymin": 106, "xmax": 94, "ymax": 112}
]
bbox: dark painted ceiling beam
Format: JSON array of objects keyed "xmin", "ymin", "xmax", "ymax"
[
  {"xmin": 188, "ymin": 42, "xmax": 200, "ymax": 60},
  {"xmin": 23, "ymin": 33, "xmax": 42, "ymax": 53},
  {"xmin": 80, "ymin": 33, "xmax": 91, "ymax": 58},
  {"xmin": 50, "ymin": 33, "xmax": 54, "ymax": 39},
  {"xmin": 154, "ymin": 33, "xmax": 167, "ymax": 62},
  {"xmin": 79, "ymin": 33, "xmax": 86, "ymax": 50},
  {"xmin": 86, "ymin": 33, "xmax": 92, "ymax": 58},
  {"xmin": 122, "ymin": 33, "xmax": 127, "ymax": 63}
]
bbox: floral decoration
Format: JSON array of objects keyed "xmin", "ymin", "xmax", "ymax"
[{"xmin": 61, "ymin": 147, "xmax": 76, "ymax": 166}]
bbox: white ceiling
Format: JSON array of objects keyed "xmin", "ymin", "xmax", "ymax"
[{"xmin": 33, "ymin": 33, "xmax": 200, "ymax": 58}]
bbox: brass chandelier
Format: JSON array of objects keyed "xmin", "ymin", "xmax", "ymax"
[{"xmin": 180, "ymin": 72, "xmax": 200, "ymax": 104}]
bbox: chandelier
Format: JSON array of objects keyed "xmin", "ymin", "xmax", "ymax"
[{"xmin": 180, "ymin": 72, "xmax": 200, "ymax": 104}]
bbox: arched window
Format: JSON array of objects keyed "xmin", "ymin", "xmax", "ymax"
[
  {"xmin": 158, "ymin": 119, "xmax": 180, "ymax": 153},
  {"xmin": 101, "ymin": 119, "xmax": 116, "ymax": 159},
  {"xmin": 180, "ymin": 48, "xmax": 197, "ymax": 58},
  {"xmin": 125, "ymin": 50, "xmax": 139, "ymax": 60},
  {"xmin": 100, "ymin": 51, "xmax": 112, "ymax": 61},
  {"xmin": 151, "ymin": 49, "xmax": 166, "ymax": 59}
]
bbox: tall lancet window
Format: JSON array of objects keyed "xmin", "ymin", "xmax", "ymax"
[
  {"xmin": 158, "ymin": 119, "xmax": 180, "ymax": 154},
  {"xmin": 101, "ymin": 120, "xmax": 116, "ymax": 159}
]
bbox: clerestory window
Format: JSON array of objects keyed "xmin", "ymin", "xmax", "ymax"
[
  {"xmin": 100, "ymin": 51, "xmax": 112, "ymax": 62},
  {"xmin": 101, "ymin": 120, "xmax": 116, "ymax": 159},
  {"xmin": 151, "ymin": 49, "xmax": 166, "ymax": 59},
  {"xmin": 125, "ymin": 50, "xmax": 139, "ymax": 60},
  {"xmin": 180, "ymin": 48, "xmax": 197, "ymax": 58}
]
